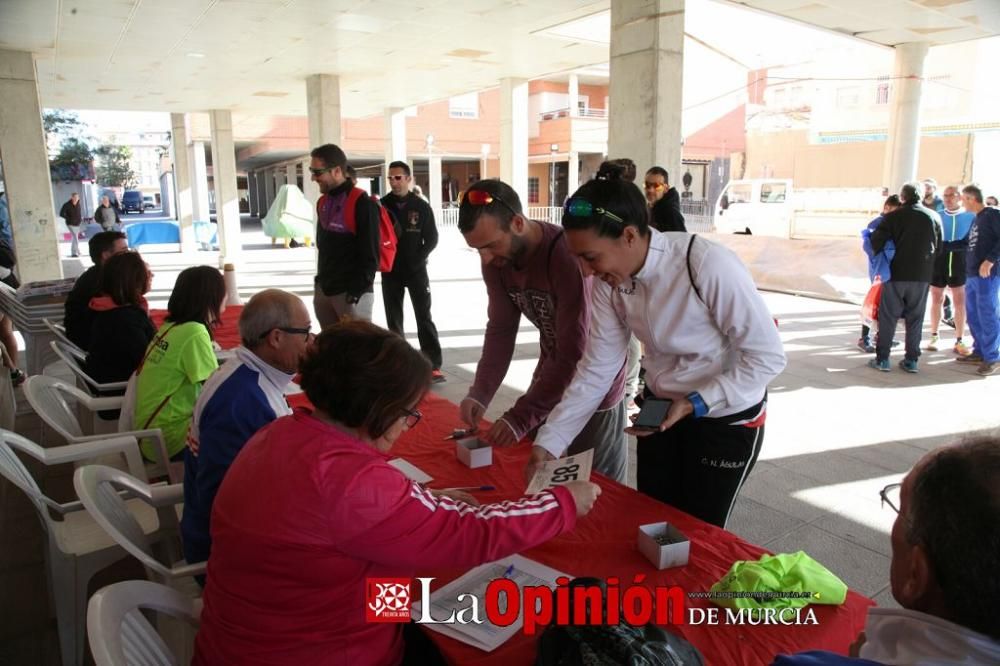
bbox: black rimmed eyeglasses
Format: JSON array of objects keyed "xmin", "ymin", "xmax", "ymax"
[
  {"xmin": 879, "ymin": 482, "xmax": 902, "ymax": 515},
  {"xmin": 309, "ymin": 167, "xmax": 333, "ymax": 177},
  {"xmin": 260, "ymin": 326, "xmax": 313, "ymax": 342},
  {"xmin": 401, "ymin": 408, "xmax": 422, "ymax": 428}
]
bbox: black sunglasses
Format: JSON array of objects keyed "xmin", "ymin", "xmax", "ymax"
[{"xmin": 260, "ymin": 326, "xmax": 313, "ymax": 341}]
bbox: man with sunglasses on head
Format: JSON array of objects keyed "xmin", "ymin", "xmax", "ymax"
[
  {"xmin": 181, "ymin": 289, "xmax": 313, "ymax": 576},
  {"xmin": 644, "ymin": 166, "xmax": 686, "ymax": 233},
  {"xmin": 457, "ymin": 179, "xmax": 628, "ymax": 482},
  {"xmin": 309, "ymin": 143, "xmax": 381, "ymax": 327},
  {"xmin": 380, "ymin": 160, "xmax": 445, "ymax": 383}
]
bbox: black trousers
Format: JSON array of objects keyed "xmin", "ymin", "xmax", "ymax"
[
  {"xmin": 636, "ymin": 397, "xmax": 766, "ymax": 529},
  {"xmin": 381, "ymin": 267, "xmax": 443, "ymax": 369}
]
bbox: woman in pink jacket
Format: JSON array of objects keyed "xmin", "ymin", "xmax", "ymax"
[{"xmin": 193, "ymin": 320, "xmax": 601, "ymax": 665}]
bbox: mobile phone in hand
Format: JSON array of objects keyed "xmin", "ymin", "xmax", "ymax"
[{"xmin": 633, "ymin": 398, "xmax": 672, "ymax": 431}]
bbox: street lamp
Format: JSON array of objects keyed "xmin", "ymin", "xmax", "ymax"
[{"xmin": 550, "ymin": 143, "xmax": 559, "ymax": 207}]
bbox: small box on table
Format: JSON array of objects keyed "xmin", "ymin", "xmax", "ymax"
[
  {"xmin": 456, "ymin": 436, "xmax": 492, "ymax": 469},
  {"xmin": 638, "ymin": 522, "xmax": 690, "ymax": 569}
]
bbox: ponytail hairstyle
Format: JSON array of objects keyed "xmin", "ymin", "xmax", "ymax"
[{"xmin": 562, "ymin": 168, "xmax": 651, "ymax": 239}]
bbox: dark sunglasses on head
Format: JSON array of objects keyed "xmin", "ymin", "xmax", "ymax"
[
  {"xmin": 309, "ymin": 167, "xmax": 334, "ymax": 177},
  {"xmin": 462, "ymin": 189, "xmax": 519, "ymax": 217},
  {"xmin": 564, "ymin": 197, "xmax": 626, "ymax": 226}
]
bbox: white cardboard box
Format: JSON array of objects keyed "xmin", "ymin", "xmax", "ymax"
[
  {"xmin": 638, "ymin": 522, "xmax": 690, "ymax": 570},
  {"xmin": 456, "ymin": 436, "xmax": 493, "ymax": 469}
]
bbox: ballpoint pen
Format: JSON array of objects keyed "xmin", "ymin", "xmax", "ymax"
[
  {"xmin": 443, "ymin": 428, "xmax": 478, "ymax": 441},
  {"xmin": 503, "ymin": 564, "xmax": 515, "ymax": 579},
  {"xmin": 440, "ymin": 485, "xmax": 496, "ymax": 492}
]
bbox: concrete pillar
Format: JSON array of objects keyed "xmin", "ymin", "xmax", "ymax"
[
  {"xmin": 246, "ymin": 171, "xmax": 257, "ymax": 217},
  {"xmin": 568, "ymin": 151, "xmax": 580, "ymax": 198},
  {"xmin": 301, "ymin": 157, "xmax": 320, "ymax": 207},
  {"xmin": 500, "ymin": 77, "xmax": 529, "ymax": 205},
  {"xmin": 169, "ymin": 113, "xmax": 196, "ymax": 250},
  {"xmin": 882, "ymin": 42, "xmax": 929, "ymax": 192},
  {"xmin": 285, "ymin": 163, "xmax": 297, "ymax": 190},
  {"xmin": 190, "ymin": 140, "xmax": 211, "ymax": 223},
  {"xmin": 263, "ymin": 168, "xmax": 276, "ymax": 213},
  {"xmin": 608, "ymin": 0, "xmax": 684, "ymax": 183},
  {"xmin": 0, "ymin": 50, "xmax": 61, "ymax": 281},
  {"xmin": 429, "ymin": 155, "xmax": 443, "ymax": 214},
  {"xmin": 568, "ymin": 73, "xmax": 580, "ymax": 117},
  {"xmin": 383, "ymin": 107, "xmax": 407, "ymax": 190},
  {"xmin": 307, "ymin": 74, "xmax": 342, "ymax": 148},
  {"xmin": 209, "ymin": 109, "xmax": 242, "ymax": 266}
]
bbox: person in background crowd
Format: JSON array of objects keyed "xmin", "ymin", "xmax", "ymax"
[
  {"xmin": 532, "ymin": 171, "xmax": 785, "ymax": 529},
  {"xmin": 644, "ymin": 166, "xmax": 686, "ymax": 232},
  {"xmin": 868, "ymin": 182, "xmax": 942, "ymax": 373},
  {"xmin": 858, "ymin": 195, "xmax": 901, "ymax": 353},
  {"xmin": 987, "ymin": 195, "xmax": 998, "ymax": 207},
  {"xmin": 63, "ymin": 231, "xmax": 128, "ymax": 350},
  {"xmin": 926, "ymin": 185, "xmax": 975, "ymax": 357},
  {"xmin": 193, "ymin": 320, "xmax": 601, "ymax": 665},
  {"xmin": 134, "ymin": 266, "xmax": 225, "ymax": 462},
  {"xmin": 458, "ymin": 178, "xmax": 628, "ymax": 482},
  {"xmin": 84, "ymin": 251, "xmax": 155, "ymax": 389},
  {"xmin": 59, "ymin": 192, "xmax": 83, "ymax": 258},
  {"xmin": 921, "ymin": 178, "xmax": 944, "ymax": 213},
  {"xmin": 957, "ymin": 184, "xmax": 1000, "ymax": 376},
  {"xmin": 774, "ymin": 437, "xmax": 1000, "ymax": 665},
  {"xmin": 380, "ymin": 160, "xmax": 445, "ymax": 383},
  {"xmin": 182, "ymin": 289, "xmax": 312, "ymax": 573},
  {"xmin": 94, "ymin": 195, "xmax": 121, "ymax": 231},
  {"xmin": 309, "ymin": 143, "xmax": 380, "ymax": 326}
]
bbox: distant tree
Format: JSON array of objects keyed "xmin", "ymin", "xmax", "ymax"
[
  {"xmin": 50, "ymin": 138, "xmax": 96, "ymax": 181},
  {"xmin": 95, "ymin": 143, "xmax": 137, "ymax": 189},
  {"xmin": 43, "ymin": 110, "xmax": 85, "ymax": 158}
]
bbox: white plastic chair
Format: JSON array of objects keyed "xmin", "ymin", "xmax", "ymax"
[
  {"xmin": 0, "ymin": 430, "xmax": 164, "ymax": 666},
  {"xmin": 87, "ymin": 580, "xmax": 201, "ymax": 666},
  {"xmin": 42, "ymin": 317, "xmax": 85, "ymax": 357},
  {"xmin": 73, "ymin": 465, "xmax": 204, "ymax": 590},
  {"xmin": 50, "ymin": 339, "xmax": 128, "ymax": 395},
  {"xmin": 23, "ymin": 376, "xmax": 177, "ymax": 483}
]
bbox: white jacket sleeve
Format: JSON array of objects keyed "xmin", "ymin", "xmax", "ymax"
[
  {"xmin": 534, "ymin": 281, "xmax": 630, "ymax": 458},
  {"xmin": 692, "ymin": 244, "xmax": 786, "ymax": 412}
]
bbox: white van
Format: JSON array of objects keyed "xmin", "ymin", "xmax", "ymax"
[{"xmin": 713, "ymin": 179, "xmax": 793, "ymax": 237}]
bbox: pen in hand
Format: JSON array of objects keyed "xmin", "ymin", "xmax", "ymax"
[{"xmin": 440, "ymin": 485, "xmax": 496, "ymax": 492}]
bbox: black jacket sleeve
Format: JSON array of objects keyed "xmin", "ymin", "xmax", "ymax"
[{"xmin": 350, "ymin": 195, "xmax": 380, "ymax": 297}]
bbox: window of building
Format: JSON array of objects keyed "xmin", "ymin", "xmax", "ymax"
[
  {"xmin": 449, "ymin": 92, "xmax": 479, "ymax": 119},
  {"xmin": 528, "ymin": 177, "xmax": 540, "ymax": 204},
  {"xmin": 875, "ymin": 76, "xmax": 890, "ymax": 105}
]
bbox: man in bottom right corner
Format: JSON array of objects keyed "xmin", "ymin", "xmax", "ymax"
[
  {"xmin": 773, "ymin": 435, "xmax": 1000, "ymax": 665},
  {"xmin": 957, "ymin": 184, "xmax": 1000, "ymax": 376}
]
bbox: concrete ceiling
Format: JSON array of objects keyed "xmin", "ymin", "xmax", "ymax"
[
  {"xmin": 0, "ymin": 0, "xmax": 611, "ymax": 117},
  {"xmin": 726, "ymin": 0, "xmax": 1000, "ymax": 47}
]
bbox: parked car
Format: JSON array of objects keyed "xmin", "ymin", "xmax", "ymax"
[
  {"xmin": 143, "ymin": 195, "xmax": 156, "ymax": 210},
  {"xmin": 122, "ymin": 190, "xmax": 144, "ymax": 214}
]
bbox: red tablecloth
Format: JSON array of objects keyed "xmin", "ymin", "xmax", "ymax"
[
  {"xmin": 287, "ymin": 391, "xmax": 872, "ymax": 665},
  {"xmin": 150, "ymin": 306, "xmax": 244, "ymax": 350}
]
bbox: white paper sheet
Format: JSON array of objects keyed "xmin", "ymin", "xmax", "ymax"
[
  {"xmin": 525, "ymin": 449, "xmax": 593, "ymax": 495},
  {"xmin": 388, "ymin": 458, "xmax": 433, "ymax": 483},
  {"xmin": 411, "ymin": 554, "xmax": 568, "ymax": 652}
]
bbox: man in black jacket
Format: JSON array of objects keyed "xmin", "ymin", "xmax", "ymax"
[
  {"xmin": 60, "ymin": 193, "xmax": 83, "ymax": 257},
  {"xmin": 644, "ymin": 166, "xmax": 686, "ymax": 232},
  {"xmin": 870, "ymin": 182, "xmax": 943, "ymax": 373},
  {"xmin": 380, "ymin": 161, "xmax": 445, "ymax": 382},
  {"xmin": 309, "ymin": 143, "xmax": 380, "ymax": 328},
  {"xmin": 63, "ymin": 231, "xmax": 128, "ymax": 350}
]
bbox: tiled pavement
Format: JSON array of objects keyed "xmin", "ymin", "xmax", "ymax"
[{"xmin": 2, "ymin": 217, "xmax": 997, "ymax": 663}]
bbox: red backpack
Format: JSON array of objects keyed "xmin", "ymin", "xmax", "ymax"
[{"xmin": 320, "ymin": 188, "xmax": 398, "ymax": 272}]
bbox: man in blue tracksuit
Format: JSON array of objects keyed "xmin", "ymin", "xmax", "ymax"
[
  {"xmin": 958, "ymin": 184, "xmax": 1000, "ymax": 376},
  {"xmin": 926, "ymin": 185, "xmax": 976, "ymax": 356},
  {"xmin": 181, "ymin": 289, "xmax": 313, "ymax": 573}
]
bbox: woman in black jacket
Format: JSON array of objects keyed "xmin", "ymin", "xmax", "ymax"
[{"xmin": 85, "ymin": 251, "xmax": 155, "ymax": 388}]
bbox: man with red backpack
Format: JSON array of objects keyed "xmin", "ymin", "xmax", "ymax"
[{"xmin": 309, "ymin": 143, "xmax": 382, "ymax": 327}]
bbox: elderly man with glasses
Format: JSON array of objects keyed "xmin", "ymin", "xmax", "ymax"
[
  {"xmin": 775, "ymin": 436, "xmax": 1000, "ymax": 665},
  {"xmin": 644, "ymin": 166, "xmax": 686, "ymax": 233},
  {"xmin": 181, "ymin": 289, "xmax": 314, "ymax": 576}
]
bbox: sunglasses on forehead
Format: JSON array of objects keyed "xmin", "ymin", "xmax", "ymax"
[
  {"xmin": 462, "ymin": 189, "xmax": 519, "ymax": 217},
  {"xmin": 564, "ymin": 197, "xmax": 625, "ymax": 226}
]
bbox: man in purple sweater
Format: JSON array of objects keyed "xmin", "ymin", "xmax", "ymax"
[{"xmin": 457, "ymin": 179, "xmax": 628, "ymax": 482}]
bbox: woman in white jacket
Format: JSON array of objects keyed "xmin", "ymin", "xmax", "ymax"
[{"xmin": 530, "ymin": 167, "xmax": 786, "ymax": 528}]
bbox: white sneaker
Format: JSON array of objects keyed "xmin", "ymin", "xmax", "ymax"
[{"xmin": 926, "ymin": 334, "xmax": 939, "ymax": 352}]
